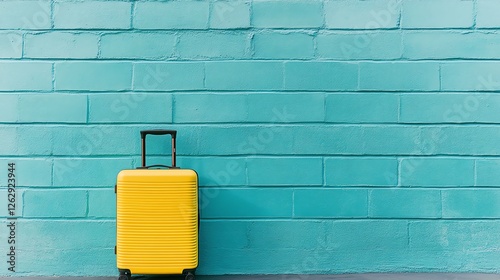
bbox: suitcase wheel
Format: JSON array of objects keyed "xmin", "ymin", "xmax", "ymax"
[
  {"xmin": 118, "ymin": 271, "xmax": 131, "ymax": 280},
  {"xmin": 185, "ymin": 272, "xmax": 195, "ymax": 280}
]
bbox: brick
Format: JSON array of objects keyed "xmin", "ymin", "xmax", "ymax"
[
  {"xmin": 359, "ymin": 62, "xmax": 440, "ymax": 91},
  {"xmin": 132, "ymin": 125, "xmax": 412, "ymax": 157},
  {"xmin": 178, "ymin": 32, "xmax": 249, "ymax": 59},
  {"xmin": 398, "ymin": 250, "xmax": 465, "ymax": 271},
  {"xmin": 88, "ymin": 189, "xmax": 115, "ymax": 218},
  {"xmin": 18, "ymin": 94, "xmax": 87, "ymax": 123},
  {"xmin": 294, "ymin": 189, "xmax": 368, "ymax": 218},
  {"xmin": 369, "ymin": 189, "xmax": 441, "ymax": 218},
  {"xmin": 410, "ymin": 221, "xmax": 500, "ymax": 251},
  {"xmin": 200, "ymin": 188, "xmax": 293, "ymax": 218},
  {"xmin": 178, "ymin": 157, "xmax": 246, "ymax": 186},
  {"xmin": 23, "ymin": 190, "xmax": 87, "ymax": 218},
  {"xmin": 0, "ymin": 1, "xmax": 51, "ymax": 29},
  {"xmin": 325, "ymin": 0, "xmax": 401, "ymax": 29},
  {"xmin": 205, "ymin": 62, "xmax": 283, "ymax": 90},
  {"xmin": 247, "ymin": 221, "xmax": 324, "ymax": 249},
  {"xmin": 54, "ymin": 1, "xmax": 131, "ymax": 29},
  {"xmin": 317, "ymin": 31, "xmax": 402, "ymax": 60},
  {"xmin": 443, "ymin": 189, "xmax": 500, "ymax": 218},
  {"xmin": 325, "ymin": 157, "xmax": 398, "ymax": 186},
  {"xmin": 252, "ymin": 1, "xmax": 323, "ymax": 28},
  {"xmin": 404, "ymin": 31, "xmax": 500, "ymax": 59},
  {"xmin": 0, "ymin": 62, "xmax": 52, "ymax": 91},
  {"xmin": 421, "ymin": 126, "xmax": 500, "ymax": 156},
  {"xmin": 326, "ymin": 93, "xmax": 398, "ymax": 123},
  {"xmin": 400, "ymin": 158, "xmax": 474, "ymax": 187},
  {"xmin": 0, "ymin": 127, "xmax": 16, "ymax": 155},
  {"xmin": 16, "ymin": 248, "xmax": 115, "ymax": 276},
  {"xmin": 133, "ymin": 63, "xmax": 204, "ymax": 91},
  {"xmin": 16, "ymin": 125, "xmax": 52, "ymax": 155},
  {"xmin": 89, "ymin": 93, "xmax": 172, "ymax": 123},
  {"xmin": 174, "ymin": 94, "xmax": 246, "ymax": 123},
  {"xmin": 100, "ymin": 32, "xmax": 175, "ymax": 59},
  {"xmin": 441, "ymin": 62, "xmax": 500, "ymax": 91},
  {"xmin": 284, "ymin": 62, "xmax": 358, "ymax": 90},
  {"xmin": 291, "ymin": 125, "xmax": 421, "ymax": 155},
  {"xmin": 200, "ymin": 247, "xmax": 498, "ymax": 274},
  {"xmin": 477, "ymin": 0, "xmax": 500, "ymax": 28},
  {"xmin": 55, "ymin": 62, "xmax": 132, "ymax": 91},
  {"xmin": 210, "ymin": 1, "xmax": 250, "ymax": 29},
  {"xmin": 253, "ymin": 32, "xmax": 314, "ymax": 59},
  {"xmin": 359, "ymin": 126, "xmax": 422, "ymax": 155},
  {"xmin": 477, "ymin": 160, "xmax": 500, "ymax": 186},
  {"xmin": 247, "ymin": 93, "xmax": 324, "ymax": 122},
  {"xmin": 53, "ymin": 158, "xmax": 133, "ymax": 187},
  {"xmin": 0, "ymin": 32, "xmax": 22, "ymax": 58},
  {"xmin": 18, "ymin": 220, "xmax": 115, "ymax": 250},
  {"xmin": 247, "ymin": 157, "xmax": 323, "ymax": 186},
  {"xmin": 192, "ymin": 126, "xmax": 294, "ymax": 156},
  {"xmin": 0, "ymin": 159, "xmax": 52, "ymax": 187},
  {"xmin": 200, "ymin": 221, "xmax": 249, "ymax": 249},
  {"xmin": 25, "ymin": 32, "xmax": 98, "ymax": 59},
  {"xmin": 0, "ymin": 95, "xmax": 18, "ymax": 122},
  {"xmin": 198, "ymin": 248, "xmax": 318, "ymax": 274},
  {"xmin": 324, "ymin": 220, "xmax": 408, "ymax": 250},
  {"xmin": 0, "ymin": 189, "xmax": 23, "ymax": 218},
  {"xmin": 134, "ymin": 2, "xmax": 209, "ymax": 29},
  {"xmin": 401, "ymin": 94, "xmax": 500, "ymax": 123},
  {"xmin": 402, "ymin": 0, "xmax": 473, "ymax": 28}
]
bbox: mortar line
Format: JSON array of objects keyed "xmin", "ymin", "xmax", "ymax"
[
  {"xmin": 51, "ymin": 62, "xmax": 55, "ymax": 91},
  {"xmin": 322, "ymin": 157, "xmax": 326, "ymax": 187},
  {"xmin": 439, "ymin": 189, "xmax": 443, "ymax": 219},
  {"xmin": 85, "ymin": 190, "xmax": 90, "ymax": 217},
  {"xmin": 438, "ymin": 64, "xmax": 442, "ymax": 91},
  {"xmin": 397, "ymin": 157, "xmax": 402, "ymax": 187},
  {"xmin": 86, "ymin": 94, "xmax": 89, "ymax": 123},
  {"xmin": 130, "ymin": 1, "xmax": 135, "ymax": 29},
  {"xmin": 407, "ymin": 221, "xmax": 410, "ymax": 246},
  {"xmin": 397, "ymin": 94, "xmax": 401, "ymax": 123},
  {"xmin": 171, "ymin": 92, "xmax": 175, "ymax": 123},
  {"xmin": 50, "ymin": 158, "xmax": 54, "ymax": 186},
  {"xmin": 473, "ymin": 159, "xmax": 478, "ymax": 186},
  {"xmin": 50, "ymin": 0, "xmax": 55, "ymax": 29},
  {"xmin": 21, "ymin": 32, "xmax": 26, "ymax": 59},
  {"xmin": 473, "ymin": 0, "xmax": 478, "ymax": 29}
]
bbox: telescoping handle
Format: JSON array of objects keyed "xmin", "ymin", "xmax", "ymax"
[{"xmin": 140, "ymin": 130, "xmax": 177, "ymax": 168}]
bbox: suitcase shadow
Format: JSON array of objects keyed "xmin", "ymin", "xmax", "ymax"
[{"xmin": 133, "ymin": 276, "xmax": 185, "ymax": 280}]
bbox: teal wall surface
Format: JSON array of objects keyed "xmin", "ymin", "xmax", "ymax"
[{"xmin": 1, "ymin": 0, "xmax": 500, "ymax": 276}]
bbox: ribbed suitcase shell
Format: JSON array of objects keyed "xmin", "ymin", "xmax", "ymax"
[{"xmin": 116, "ymin": 168, "xmax": 198, "ymax": 275}]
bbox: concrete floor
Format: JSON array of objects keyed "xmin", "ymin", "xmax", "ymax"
[{"xmin": 1, "ymin": 275, "xmax": 500, "ymax": 280}]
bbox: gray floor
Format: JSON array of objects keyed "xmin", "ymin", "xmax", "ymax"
[{"xmin": 1, "ymin": 275, "xmax": 500, "ymax": 280}]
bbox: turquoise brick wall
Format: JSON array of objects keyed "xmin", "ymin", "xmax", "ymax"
[{"xmin": 1, "ymin": 0, "xmax": 500, "ymax": 276}]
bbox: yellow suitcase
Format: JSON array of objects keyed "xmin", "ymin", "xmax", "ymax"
[{"xmin": 116, "ymin": 130, "xmax": 198, "ymax": 280}]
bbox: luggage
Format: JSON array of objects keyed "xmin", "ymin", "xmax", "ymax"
[{"xmin": 116, "ymin": 130, "xmax": 198, "ymax": 280}]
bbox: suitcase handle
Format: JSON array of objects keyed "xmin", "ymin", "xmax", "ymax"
[
  {"xmin": 140, "ymin": 130, "xmax": 177, "ymax": 168},
  {"xmin": 137, "ymin": 164, "xmax": 173, "ymax": 170}
]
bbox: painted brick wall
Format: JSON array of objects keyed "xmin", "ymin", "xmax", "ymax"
[{"xmin": 1, "ymin": 0, "xmax": 500, "ymax": 276}]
